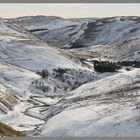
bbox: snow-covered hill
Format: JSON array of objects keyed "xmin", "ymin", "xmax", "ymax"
[
  {"xmin": 9, "ymin": 15, "xmax": 87, "ymax": 48},
  {"xmin": 41, "ymin": 69, "xmax": 140, "ymax": 136},
  {"xmin": 0, "ymin": 16, "xmax": 140, "ymax": 136},
  {"xmin": 10, "ymin": 16, "xmax": 140, "ymax": 61},
  {"xmin": 0, "ymin": 18, "xmax": 97, "ymax": 132}
]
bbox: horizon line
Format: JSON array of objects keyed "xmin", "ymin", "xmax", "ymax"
[{"xmin": 2, "ymin": 15, "xmax": 140, "ymax": 19}]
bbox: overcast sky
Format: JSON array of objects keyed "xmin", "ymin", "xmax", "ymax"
[{"xmin": 0, "ymin": 4, "xmax": 140, "ymax": 18}]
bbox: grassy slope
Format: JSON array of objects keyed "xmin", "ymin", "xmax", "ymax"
[{"xmin": 0, "ymin": 122, "xmax": 25, "ymax": 137}]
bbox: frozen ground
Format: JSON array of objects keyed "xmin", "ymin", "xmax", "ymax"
[
  {"xmin": 0, "ymin": 16, "xmax": 140, "ymax": 136},
  {"xmin": 41, "ymin": 69, "xmax": 140, "ymax": 137}
]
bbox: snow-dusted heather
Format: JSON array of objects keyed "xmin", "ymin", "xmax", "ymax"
[
  {"xmin": 11, "ymin": 16, "xmax": 140, "ymax": 60},
  {"xmin": 0, "ymin": 101, "xmax": 45, "ymax": 131},
  {"xmin": 9, "ymin": 16, "xmax": 82, "ymax": 30},
  {"xmin": 29, "ymin": 68, "xmax": 113, "ymax": 96},
  {"xmin": 0, "ymin": 18, "xmax": 85, "ymax": 72},
  {"xmin": 42, "ymin": 104, "xmax": 140, "ymax": 137},
  {"xmin": 67, "ymin": 68, "xmax": 140, "ymax": 99},
  {"xmin": 0, "ymin": 60, "xmax": 44, "ymax": 131},
  {"xmin": 0, "ymin": 17, "xmax": 95, "ymax": 133},
  {"xmin": 9, "ymin": 16, "xmax": 90, "ymax": 48},
  {"xmin": 0, "ymin": 16, "xmax": 140, "ymax": 136},
  {"xmin": 41, "ymin": 69, "xmax": 140, "ymax": 136}
]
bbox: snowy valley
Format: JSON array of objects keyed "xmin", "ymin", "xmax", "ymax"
[{"xmin": 0, "ymin": 16, "xmax": 140, "ymax": 137}]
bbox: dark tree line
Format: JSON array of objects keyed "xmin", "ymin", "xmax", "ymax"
[{"xmin": 93, "ymin": 60, "xmax": 140, "ymax": 73}]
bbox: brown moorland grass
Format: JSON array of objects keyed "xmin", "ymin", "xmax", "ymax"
[{"xmin": 0, "ymin": 122, "xmax": 25, "ymax": 137}]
